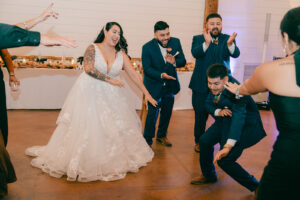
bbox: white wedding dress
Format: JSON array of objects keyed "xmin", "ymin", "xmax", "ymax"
[{"xmin": 25, "ymin": 44, "xmax": 154, "ymax": 182}]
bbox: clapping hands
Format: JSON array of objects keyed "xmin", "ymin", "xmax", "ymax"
[
  {"xmin": 203, "ymin": 29, "xmax": 212, "ymax": 46},
  {"xmin": 227, "ymin": 32, "xmax": 237, "ymax": 46}
]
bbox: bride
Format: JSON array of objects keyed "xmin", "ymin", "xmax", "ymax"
[{"xmin": 25, "ymin": 22, "xmax": 157, "ymax": 182}]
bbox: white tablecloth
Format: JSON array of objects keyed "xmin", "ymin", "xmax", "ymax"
[{"xmin": 3, "ymin": 68, "xmax": 193, "ymax": 110}]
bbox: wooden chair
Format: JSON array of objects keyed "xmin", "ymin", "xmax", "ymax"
[{"xmin": 131, "ymin": 58, "xmax": 147, "ymax": 130}]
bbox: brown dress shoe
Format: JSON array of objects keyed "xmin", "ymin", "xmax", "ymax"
[
  {"xmin": 156, "ymin": 137, "xmax": 172, "ymax": 147},
  {"xmin": 190, "ymin": 175, "xmax": 217, "ymax": 185},
  {"xmin": 254, "ymin": 187, "xmax": 259, "ymax": 199},
  {"xmin": 194, "ymin": 144, "xmax": 200, "ymax": 153}
]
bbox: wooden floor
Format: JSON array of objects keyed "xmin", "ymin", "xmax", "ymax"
[{"xmin": 4, "ymin": 110, "xmax": 278, "ymax": 200}]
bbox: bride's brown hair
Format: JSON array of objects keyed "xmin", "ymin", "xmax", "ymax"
[{"xmin": 94, "ymin": 22, "xmax": 128, "ymax": 54}]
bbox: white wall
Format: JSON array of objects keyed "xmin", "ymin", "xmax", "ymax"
[
  {"xmin": 2, "ymin": 0, "xmax": 299, "ymax": 81},
  {"xmin": 290, "ymin": 0, "xmax": 300, "ymax": 8},
  {"xmin": 218, "ymin": 0, "xmax": 299, "ymax": 81},
  {"xmin": 0, "ymin": 0, "xmax": 205, "ymax": 61}
]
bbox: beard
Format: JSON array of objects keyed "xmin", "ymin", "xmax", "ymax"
[
  {"xmin": 210, "ymin": 28, "xmax": 221, "ymax": 39},
  {"xmin": 157, "ymin": 38, "xmax": 169, "ymax": 48}
]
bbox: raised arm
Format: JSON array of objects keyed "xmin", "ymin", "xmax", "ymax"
[
  {"xmin": 0, "ymin": 23, "xmax": 77, "ymax": 48},
  {"xmin": 226, "ymin": 33, "xmax": 240, "ymax": 58},
  {"xmin": 15, "ymin": 3, "xmax": 58, "ymax": 30},
  {"xmin": 225, "ymin": 64, "xmax": 267, "ymax": 96}
]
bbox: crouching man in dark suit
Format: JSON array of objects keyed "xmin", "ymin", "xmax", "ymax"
[{"xmin": 191, "ymin": 64, "xmax": 266, "ymax": 194}]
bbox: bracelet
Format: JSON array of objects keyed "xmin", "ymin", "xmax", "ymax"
[
  {"xmin": 9, "ymin": 74, "xmax": 15, "ymax": 77},
  {"xmin": 235, "ymin": 86, "xmax": 241, "ymax": 99}
]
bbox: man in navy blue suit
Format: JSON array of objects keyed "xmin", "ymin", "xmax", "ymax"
[
  {"xmin": 142, "ymin": 21, "xmax": 186, "ymax": 146},
  {"xmin": 190, "ymin": 64, "xmax": 266, "ymax": 194},
  {"xmin": 189, "ymin": 13, "xmax": 240, "ymax": 152}
]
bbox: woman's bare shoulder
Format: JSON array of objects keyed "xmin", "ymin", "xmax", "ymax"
[{"xmin": 255, "ymin": 57, "xmax": 294, "ymax": 72}]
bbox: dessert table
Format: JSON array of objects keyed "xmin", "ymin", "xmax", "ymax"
[{"xmin": 3, "ymin": 68, "xmax": 193, "ymax": 110}]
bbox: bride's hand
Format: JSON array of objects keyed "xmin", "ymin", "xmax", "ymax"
[
  {"xmin": 224, "ymin": 82, "xmax": 240, "ymax": 94},
  {"xmin": 145, "ymin": 94, "xmax": 158, "ymax": 107},
  {"xmin": 107, "ymin": 78, "xmax": 125, "ymax": 87}
]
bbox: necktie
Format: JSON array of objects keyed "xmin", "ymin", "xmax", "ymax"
[
  {"xmin": 213, "ymin": 39, "xmax": 218, "ymax": 45},
  {"xmin": 213, "ymin": 94, "xmax": 220, "ymax": 104}
]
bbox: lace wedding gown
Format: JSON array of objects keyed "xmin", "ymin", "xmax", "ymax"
[{"xmin": 25, "ymin": 44, "xmax": 154, "ymax": 182}]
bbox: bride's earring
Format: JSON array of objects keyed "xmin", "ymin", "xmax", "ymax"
[
  {"xmin": 282, "ymin": 39, "xmax": 291, "ymax": 56},
  {"xmin": 283, "ymin": 43, "xmax": 287, "ymax": 55},
  {"xmin": 283, "ymin": 42, "xmax": 289, "ymax": 55},
  {"xmin": 283, "ymin": 33, "xmax": 291, "ymax": 56}
]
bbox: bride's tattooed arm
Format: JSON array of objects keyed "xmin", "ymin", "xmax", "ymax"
[{"xmin": 83, "ymin": 44, "xmax": 111, "ymax": 81}]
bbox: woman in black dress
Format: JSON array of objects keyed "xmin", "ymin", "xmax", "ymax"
[{"xmin": 225, "ymin": 7, "xmax": 300, "ymax": 199}]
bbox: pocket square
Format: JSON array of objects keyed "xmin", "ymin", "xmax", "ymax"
[{"xmin": 173, "ymin": 51, "xmax": 179, "ymax": 57}]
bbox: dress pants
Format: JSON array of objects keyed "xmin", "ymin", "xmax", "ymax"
[
  {"xmin": 144, "ymin": 86, "xmax": 174, "ymax": 145},
  {"xmin": 192, "ymin": 90, "xmax": 209, "ymax": 144},
  {"xmin": 199, "ymin": 122, "xmax": 259, "ymax": 191}
]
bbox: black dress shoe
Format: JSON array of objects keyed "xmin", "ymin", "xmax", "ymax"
[
  {"xmin": 156, "ymin": 137, "xmax": 172, "ymax": 147},
  {"xmin": 190, "ymin": 175, "xmax": 217, "ymax": 185}
]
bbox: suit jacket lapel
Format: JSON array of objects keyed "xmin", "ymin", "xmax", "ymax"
[
  {"xmin": 166, "ymin": 38, "xmax": 176, "ymax": 55},
  {"xmin": 152, "ymin": 39, "xmax": 167, "ymax": 68},
  {"xmin": 219, "ymin": 90, "xmax": 233, "ymax": 108}
]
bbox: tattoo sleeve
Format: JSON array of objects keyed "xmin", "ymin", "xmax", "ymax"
[
  {"xmin": 83, "ymin": 45, "xmax": 111, "ymax": 81},
  {"xmin": 279, "ymin": 62, "xmax": 294, "ymax": 66}
]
